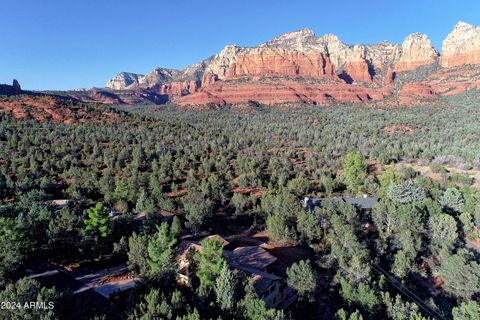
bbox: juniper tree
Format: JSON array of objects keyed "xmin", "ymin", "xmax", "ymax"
[
  {"xmin": 452, "ymin": 301, "xmax": 480, "ymax": 320},
  {"xmin": 127, "ymin": 232, "xmax": 149, "ymax": 275},
  {"xmin": 214, "ymin": 262, "xmax": 236, "ymax": 311},
  {"xmin": 135, "ymin": 189, "xmax": 148, "ymax": 213},
  {"xmin": 440, "ymin": 187, "xmax": 465, "ymax": 214},
  {"xmin": 428, "ymin": 213, "xmax": 458, "ymax": 251},
  {"xmin": 286, "ymin": 260, "xmax": 317, "ymax": 302},
  {"xmin": 387, "ymin": 179, "xmax": 426, "ymax": 204},
  {"xmin": 343, "ymin": 151, "xmax": 367, "ymax": 194}
]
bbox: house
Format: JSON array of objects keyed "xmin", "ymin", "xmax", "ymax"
[
  {"xmin": 176, "ymin": 235, "xmax": 230, "ymax": 287},
  {"xmin": 225, "ymin": 246, "xmax": 296, "ymax": 308},
  {"xmin": 303, "ymin": 196, "xmax": 378, "ymax": 212},
  {"xmin": 176, "ymin": 235, "xmax": 296, "ymax": 309},
  {"xmin": 235, "ymin": 265, "xmax": 295, "ymax": 308}
]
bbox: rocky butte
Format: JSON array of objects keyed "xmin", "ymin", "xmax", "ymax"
[
  {"xmin": 441, "ymin": 21, "xmax": 480, "ymax": 67},
  {"xmin": 96, "ymin": 21, "xmax": 480, "ymax": 106}
]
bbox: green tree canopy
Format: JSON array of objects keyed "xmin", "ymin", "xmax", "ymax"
[
  {"xmin": 147, "ymin": 222, "xmax": 178, "ymax": 279},
  {"xmin": 343, "ymin": 152, "xmax": 367, "ymax": 194},
  {"xmin": 84, "ymin": 202, "xmax": 111, "ymax": 240},
  {"xmin": 286, "ymin": 260, "xmax": 317, "ymax": 301},
  {"xmin": 214, "ymin": 262, "xmax": 236, "ymax": 312},
  {"xmin": 193, "ymin": 238, "xmax": 225, "ymax": 296}
]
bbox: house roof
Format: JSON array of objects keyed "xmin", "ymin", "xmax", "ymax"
[
  {"xmin": 228, "ymin": 246, "xmax": 278, "ymax": 270},
  {"xmin": 307, "ymin": 197, "xmax": 378, "ymax": 210},
  {"xmin": 235, "ymin": 265, "xmax": 282, "ymax": 295},
  {"xmin": 176, "ymin": 235, "xmax": 230, "ymax": 261},
  {"xmin": 176, "ymin": 241, "xmax": 201, "ymax": 260},
  {"xmin": 204, "ymin": 234, "xmax": 230, "ymax": 247}
]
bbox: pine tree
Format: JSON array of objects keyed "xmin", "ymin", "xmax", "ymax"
[
  {"xmin": 194, "ymin": 238, "xmax": 225, "ymax": 296},
  {"xmin": 147, "ymin": 223, "xmax": 177, "ymax": 279},
  {"xmin": 84, "ymin": 203, "xmax": 111, "ymax": 239}
]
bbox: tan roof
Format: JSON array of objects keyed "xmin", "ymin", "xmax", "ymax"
[
  {"xmin": 50, "ymin": 199, "xmax": 69, "ymax": 206},
  {"xmin": 204, "ymin": 234, "xmax": 230, "ymax": 247}
]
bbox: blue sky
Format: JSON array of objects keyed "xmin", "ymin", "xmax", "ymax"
[{"xmin": 1, "ymin": 0, "xmax": 479, "ymax": 90}]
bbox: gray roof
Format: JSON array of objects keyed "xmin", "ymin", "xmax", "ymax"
[{"xmin": 306, "ymin": 197, "xmax": 378, "ymax": 210}]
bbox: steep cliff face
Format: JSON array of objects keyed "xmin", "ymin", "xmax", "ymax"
[
  {"xmin": 102, "ymin": 21, "xmax": 480, "ymax": 106},
  {"xmin": 395, "ymin": 33, "xmax": 439, "ymax": 71},
  {"xmin": 105, "ymin": 28, "xmax": 404, "ymax": 90},
  {"xmin": 262, "ymin": 31, "xmax": 401, "ymax": 82},
  {"xmin": 319, "ymin": 35, "xmax": 401, "ymax": 81},
  {"xmin": 441, "ymin": 21, "xmax": 480, "ymax": 67},
  {"xmin": 225, "ymin": 48, "xmax": 335, "ymax": 79},
  {"xmin": 204, "ymin": 45, "xmax": 244, "ymax": 79},
  {"xmin": 178, "ymin": 79, "xmax": 392, "ymax": 106}
]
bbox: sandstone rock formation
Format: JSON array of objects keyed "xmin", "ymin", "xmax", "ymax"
[
  {"xmin": 385, "ymin": 67, "xmax": 395, "ymax": 84},
  {"xmin": 100, "ymin": 21, "xmax": 480, "ymax": 107},
  {"xmin": 178, "ymin": 79, "xmax": 392, "ymax": 106},
  {"xmin": 105, "ymin": 28, "xmax": 404, "ymax": 90},
  {"xmin": 441, "ymin": 21, "xmax": 480, "ymax": 67},
  {"xmin": 395, "ymin": 33, "xmax": 439, "ymax": 71},
  {"xmin": 341, "ymin": 47, "xmax": 372, "ymax": 83},
  {"xmin": 105, "ymin": 72, "xmax": 143, "ymax": 90},
  {"xmin": 399, "ymin": 83, "xmax": 436, "ymax": 98},
  {"xmin": 225, "ymin": 48, "xmax": 335, "ymax": 79}
]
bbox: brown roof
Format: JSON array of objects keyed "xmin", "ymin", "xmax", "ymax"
[
  {"xmin": 228, "ymin": 246, "xmax": 278, "ymax": 270},
  {"xmin": 176, "ymin": 241, "xmax": 201, "ymax": 260}
]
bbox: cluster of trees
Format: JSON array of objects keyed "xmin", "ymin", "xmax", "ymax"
[{"xmin": 1, "ymin": 91, "xmax": 480, "ymax": 318}]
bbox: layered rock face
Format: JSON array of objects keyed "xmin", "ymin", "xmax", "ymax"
[
  {"xmin": 225, "ymin": 48, "xmax": 335, "ymax": 79},
  {"xmin": 399, "ymin": 83, "xmax": 436, "ymax": 98},
  {"xmin": 395, "ymin": 33, "xmax": 439, "ymax": 71},
  {"xmin": 102, "ymin": 21, "xmax": 480, "ymax": 106},
  {"xmin": 441, "ymin": 21, "xmax": 480, "ymax": 67},
  {"xmin": 178, "ymin": 79, "xmax": 392, "ymax": 106},
  {"xmin": 318, "ymin": 35, "xmax": 401, "ymax": 82}
]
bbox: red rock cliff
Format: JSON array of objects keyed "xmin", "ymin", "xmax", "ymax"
[{"xmin": 226, "ymin": 48, "xmax": 336, "ymax": 79}]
